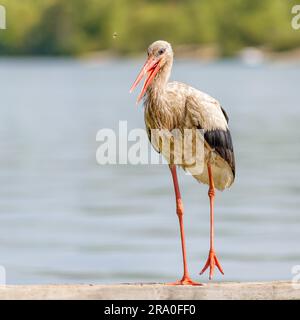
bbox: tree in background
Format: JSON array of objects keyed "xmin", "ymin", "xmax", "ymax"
[{"xmin": 0, "ymin": 0, "xmax": 299, "ymax": 56}]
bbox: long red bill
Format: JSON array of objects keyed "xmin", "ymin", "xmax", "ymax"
[{"xmin": 130, "ymin": 57, "xmax": 160, "ymax": 104}]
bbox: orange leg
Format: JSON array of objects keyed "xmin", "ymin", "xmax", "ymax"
[
  {"xmin": 200, "ymin": 163, "xmax": 224, "ymax": 280},
  {"xmin": 167, "ymin": 165, "xmax": 201, "ymax": 286}
]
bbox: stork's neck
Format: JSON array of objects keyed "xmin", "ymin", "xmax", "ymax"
[{"xmin": 146, "ymin": 59, "xmax": 173, "ymax": 99}]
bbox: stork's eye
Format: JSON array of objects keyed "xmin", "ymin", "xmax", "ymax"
[{"xmin": 158, "ymin": 48, "xmax": 165, "ymax": 55}]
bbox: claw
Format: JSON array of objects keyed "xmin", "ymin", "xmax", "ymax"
[{"xmin": 200, "ymin": 249, "xmax": 224, "ymax": 280}]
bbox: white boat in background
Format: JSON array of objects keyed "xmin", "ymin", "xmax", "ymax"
[{"xmin": 238, "ymin": 47, "xmax": 265, "ymax": 66}]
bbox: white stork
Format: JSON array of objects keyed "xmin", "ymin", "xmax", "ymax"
[{"xmin": 130, "ymin": 40, "xmax": 235, "ymax": 285}]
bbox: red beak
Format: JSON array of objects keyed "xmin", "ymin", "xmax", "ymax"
[{"xmin": 130, "ymin": 56, "xmax": 161, "ymax": 104}]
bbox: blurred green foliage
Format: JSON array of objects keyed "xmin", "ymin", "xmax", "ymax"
[{"xmin": 0, "ymin": 0, "xmax": 299, "ymax": 56}]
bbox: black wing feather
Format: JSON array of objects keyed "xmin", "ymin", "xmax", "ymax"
[
  {"xmin": 221, "ymin": 106, "xmax": 229, "ymax": 123},
  {"xmin": 204, "ymin": 129, "xmax": 235, "ymax": 177}
]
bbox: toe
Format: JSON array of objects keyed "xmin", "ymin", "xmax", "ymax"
[
  {"xmin": 167, "ymin": 276, "xmax": 202, "ymax": 286},
  {"xmin": 200, "ymin": 250, "xmax": 224, "ymax": 279}
]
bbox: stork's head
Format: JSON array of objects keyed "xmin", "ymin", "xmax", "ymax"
[{"xmin": 130, "ymin": 40, "xmax": 173, "ymax": 103}]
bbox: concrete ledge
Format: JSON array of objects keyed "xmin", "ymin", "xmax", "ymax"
[{"xmin": 0, "ymin": 281, "xmax": 298, "ymax": 300}]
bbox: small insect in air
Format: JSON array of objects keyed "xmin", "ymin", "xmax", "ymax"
[{"xmin": 112, "ymin": 32, "xmax": 118, "ymax": 39}]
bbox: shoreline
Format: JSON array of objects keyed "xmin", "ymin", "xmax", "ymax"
[{"xmin": 0, "ymin": 46, "xmax": 300, "ymax": 64}]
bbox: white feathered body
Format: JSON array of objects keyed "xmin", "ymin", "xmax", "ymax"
[{"xmin": 144, "ymin": 81, "xmax": 235, "ymax": 191}]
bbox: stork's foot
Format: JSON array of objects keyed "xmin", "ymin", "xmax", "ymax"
[
  {"xmin": 166, "ymin": 275, "xmax": 202, "ymax": 286},
  {"xmin": 200, "ymin": 249, "xmax": 224, "ymax": 280}
]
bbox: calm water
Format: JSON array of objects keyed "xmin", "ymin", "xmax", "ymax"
[{"xmin": 0, "ymin": 58, "xmax": 299, "ymax": 284}]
